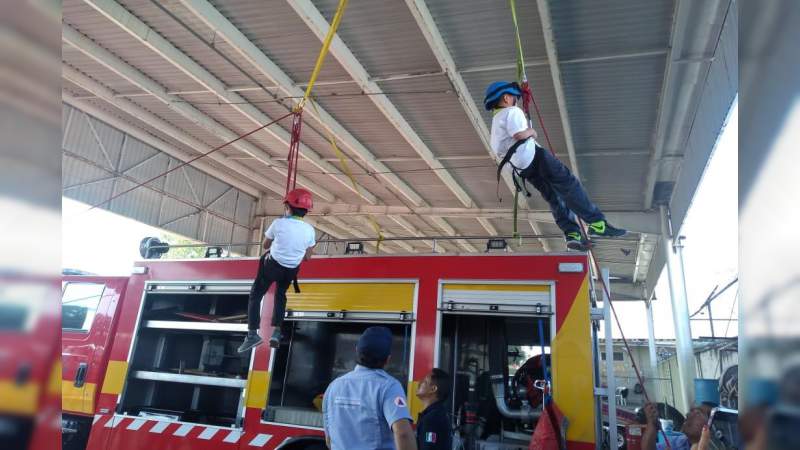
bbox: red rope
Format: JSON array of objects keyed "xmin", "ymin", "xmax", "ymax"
[
  {"xmin": 86, "ymin": 111, "xmax": 294, "ymax": 212},
  {"xmin": 285, "ymin": 110, "xmax": 304, "ymax": 195},
  {"xmin": 525, "ymin": 79, "xmax": 672, "ymax": 449},
  {"xmin": 520, "ymin": 80, "xmax": 555, "ymax": 156}
]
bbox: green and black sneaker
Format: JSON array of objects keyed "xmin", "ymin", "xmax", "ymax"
[
  {"xmin": 565, "ymin": 231, "xmax": 590, "ymax": 251},
  {"xmin": 587, "ymin": 220, "xmax": 626, "ymax": 237}
]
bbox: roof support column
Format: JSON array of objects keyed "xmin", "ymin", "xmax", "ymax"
[{"xmin": 660, "ymin": 205, "xmax": 696, "ymax": 412}]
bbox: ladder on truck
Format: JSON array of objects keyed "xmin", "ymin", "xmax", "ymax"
[{"xmin": 591, "ymin": 268, "xmax": 621, "ymax": 450}]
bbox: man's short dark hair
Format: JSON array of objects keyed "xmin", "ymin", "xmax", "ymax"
[
  {"xmin": 357, "ymin": 351, "xmax": 388, "ymax": 369},
  {"xmin": 289, "ymin": 206, "xmax": 308, "ymax": 217},
  {"xmin": 429, "ymin": 368, "xmax": 451, "ymax": 401}
]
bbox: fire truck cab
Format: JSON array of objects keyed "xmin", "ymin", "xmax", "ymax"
[{"xmin": 62, "ymin": 253, "xmax": 600, "ymax": 450}]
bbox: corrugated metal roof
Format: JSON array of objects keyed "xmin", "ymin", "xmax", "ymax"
[
  {"xmin": 63, "ymin": 103, "xmax": 257, "ymax": 248},
  {"xmin": 425, "ymin": 0, "xmax": 547, "ymax": 69},
  {"xmin": 61, "ymin": 0, "xmax": 735, "ymax": 294},
  {"xmin": 312, "ymin": 0, "xmax": 441, "ymax": 77},
  {"xmin": 548, "ymin": 0, "xmax": 674, "ymax": 60},
  {"xmin": 64, "ymin": 0, "xmax": 205, "ymax": 93},
  {"xmin": 208, "ymin": 0, "xmax": 352, "ymax": 83},
  {"xmin": 118, "ymin": 0, "xmax": 267, "ymax": 89},
  {"xmin": 562, "ymin": 55, "xmax": 667, "ymax": 154}
]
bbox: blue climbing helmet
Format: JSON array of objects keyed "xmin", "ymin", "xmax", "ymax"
[{"xmin": 483, "ymin": 81, "xmax": 522, "ymax": 111}]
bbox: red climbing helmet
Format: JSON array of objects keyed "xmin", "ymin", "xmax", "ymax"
[{"xmin": 284, "ymin": 188, "xmax": 313, "ymax": 210}]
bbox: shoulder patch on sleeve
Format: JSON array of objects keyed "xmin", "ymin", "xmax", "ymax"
[
  {"xmin": 394, "ymin": 396, "xmax": 407, "ymax": 407},
  {"xmin": 425, "ymin": 432, "xmax": 437, "ymax": 443}
]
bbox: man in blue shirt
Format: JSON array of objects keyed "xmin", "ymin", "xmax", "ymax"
[{"xmin": 323, "ymin": 326, "xmax": 417, "ymax": 450}]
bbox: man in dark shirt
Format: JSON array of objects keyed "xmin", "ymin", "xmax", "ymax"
[{"xmin": 415, "ymin": 368, "xmax": 453, "ymax": 450}]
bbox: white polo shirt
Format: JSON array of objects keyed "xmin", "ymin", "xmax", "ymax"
[
  {"xmin": 265, "ymin": 216, "xmax": 316, "ymax": 269},
  {"xmin": 490, "ymin": 106, "xmax": 537, "ymax": 170}
]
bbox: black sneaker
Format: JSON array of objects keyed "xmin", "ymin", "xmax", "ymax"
[
  {"xmin": 587, "ymin": 220, "xmax": 626, "ymax": 237},
  {"xmin": 565, "ymin": 232, "xmax": 590, "ymax": 251},
  {"xmin": 237, "ymin": 331, "xmax": 263, "ymax": 353},
  {"xmin": 269, "ymin": 329, "xmax": 283, "ymax": 348}
]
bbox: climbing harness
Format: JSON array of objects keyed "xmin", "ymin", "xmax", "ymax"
[{"xmin": 496, "ymin": 136, "xmax": 534, "ymax": 200}]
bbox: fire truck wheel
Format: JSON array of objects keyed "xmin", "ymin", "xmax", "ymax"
[
  {"xmin": 276, "ymin": 436, "xmax": 327, "ymax": 450},
  {"xmin": 602, "ymin": 425, "xmax": 626, "ymax": 450}
]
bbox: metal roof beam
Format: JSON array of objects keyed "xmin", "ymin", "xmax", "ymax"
[
  {"xmin": 388, "ymin": 216, "xmax": 442, "ymax": 253},
  {"xmin": 79, "ymin": 0, "xmax": 376, "ymax": 205},
  {"xmin": 404, "ymin": 0, "xmax": 551, "ymax": 251},
  {"xmin": 288, "ymin": 0, "xmax": 476, "ymax": 209},
  {"xmin": 476, "ymin": 218, "xmax": 498, "ymax": 236},
  {"xmin": 536, "ymin": 0, "xmax": 581, "ymax": 178},
  {"xmin": 62, "ymin": 65, "xmax": 290, "ymax": 198},
  {"xmin": 458, "ymin": 49, "xmax": 669, "ymax": 74},
  {"xmin": 304, "ymin": 201, "xmax": 660, "ymax": 232},
  {"xmin": 62, "ymin": 24, "xmax": 337, "ymax": 202},
  {"xmin": 62, "ymin": 94, "xmax": 260, "ymax": 198},
  {"xmin": 643, "ymin": 0, "xmax": 724, "ymax": 209},
  {"xmin": 354, "ymin": 217, "xmax": 416, "ymax": 253},
  {"xmin": 595, "ymin": 282, "xmax": 649, "ymax": 302},
  {"xmin": 177, "ymin": 0, "xmax": 425, "ymax": 208},
  {"xmin": 320, "ymin": 217, "xmax": 393, "ymax": 254},
  {"xmin": 426, "ymin": 216, "xmax": 478, "ymax": 253},
  {"xmin": 304, "ymin": 217, "xmax": 378, "ymax": 254}
]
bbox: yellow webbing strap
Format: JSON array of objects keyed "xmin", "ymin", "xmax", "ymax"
[
  {"xmin": 310, "ymin": 100, "xmax": 384, "ymax": 253},
  {"xmin": 509, "ymin": 0, "xmax": 527, "ymax": 240},
  {"xmin": 297, "ymin": 0, "xmax": 349, "ymax": 111},
  {"xmin": 509, "ymin": 0, "xmax": 527, "ymax": 82}
]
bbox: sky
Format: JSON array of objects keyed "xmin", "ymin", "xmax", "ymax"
[
  {"xmin": 62, "ymin": 200, "xmax": 169, "ymax": 275},
  {"xmin": 609, "ymin": 102, "xmax": 738, "ymax": 339},
  {"xmin": 62, "ymin": 102, "xmax": 738, "ymax": 340}
]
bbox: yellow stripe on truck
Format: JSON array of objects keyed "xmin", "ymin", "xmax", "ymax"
[
  {"xmin": 286, "ymin": 282, "xmax": 414, "ymax": 312},
  {"xmin": 246, "ymin": 370, "xmax": 270, "ymax": 409},
  {"xmin": 551, "ymin": 274, "xmax": 595, "ymax": 444},
  {"xmin": 62, "ymin": 381, "xmax": 97, "ymax": 414},
  {"xmin": 100, "ymin": 360, "xmax": 128, "ymax": 395},
  {"xmin": 0, "ymin": 380, "xmax": 39, "ymax": 416}
]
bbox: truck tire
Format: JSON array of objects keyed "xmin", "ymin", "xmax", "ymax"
[
  {"xmin": 276, "ymin": 435, "xmax": 327, "ymax": 450},
  {"xmin": 61, "ymin": 414, "xmax": 92, "ymax": 450}
]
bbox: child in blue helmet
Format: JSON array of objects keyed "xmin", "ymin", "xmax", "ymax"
[{"xmin": 484, "ymin": 81, "xmax": 626, "ymax": 250}]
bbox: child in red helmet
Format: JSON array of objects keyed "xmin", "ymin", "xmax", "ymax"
[{"xmin": 238, "ymin": 188, "xmax": 316, "ymax": 352}]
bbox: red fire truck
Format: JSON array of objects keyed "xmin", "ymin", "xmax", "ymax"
[
  {"xmin": 0, "ymin": 275, "xmax": 61, "ymax": 450},
  {"xmin": 62, "ymin": 252, "xmax": 602, "ymax": 450}
]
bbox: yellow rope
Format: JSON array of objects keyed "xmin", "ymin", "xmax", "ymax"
[
  {"xmin": 296, "ymin": 0, "xmax": 349, "ymax": 112},
  {"xmin": 310, "ymin": 101, "xmax": 384, "ymax": 253},
  {"xmin": 509, "ymin": 0, "xmax": 527, "ymax": 82}
]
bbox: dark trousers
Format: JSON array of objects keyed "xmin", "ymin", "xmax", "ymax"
[
  {"xmin": 519, "ymin": 145, "xmax": 605, "ymax": 234},
  {"xmin": 247, "ymin": 253, "xmax": 300, "ymax": 331}
]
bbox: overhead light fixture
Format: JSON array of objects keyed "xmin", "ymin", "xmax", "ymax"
[
  {"xmin": 345, "ymin": 242, "xmax": 364, "ymax": 255},
  {"xmin": 205, "ymin": 246, "xmax": 224, "ymax": 258},
  {"xmin": 485, "ymin": 238, "xmax": 508, "ymax": 252}
]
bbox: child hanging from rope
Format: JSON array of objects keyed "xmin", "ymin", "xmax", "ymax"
[
  {"xmin": 484, "ymin": 81, "xmax": 626, "ymax": 250},
  {"xmin": 238, "ymin": 188, "xmax": 316, "ymax": 352}
]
